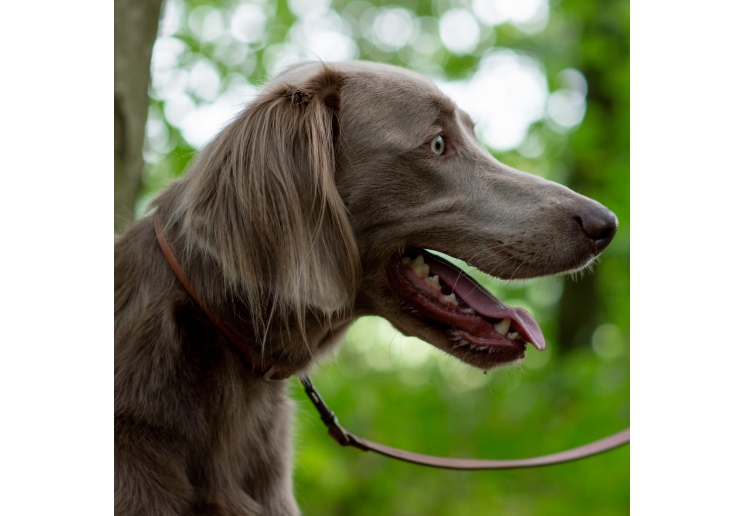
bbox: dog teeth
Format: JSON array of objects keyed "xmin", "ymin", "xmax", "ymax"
[
  {"xmin": 507, "ymin": 332, "xmax": 519, "ymax": 340},
  {"xmin": 443, "ymin": 293, "xmax": 458, "ymax": 305},
  {"xmin": 425, "ymin": 275, "xmax": 441, "ymax": 289},
  {"xmin": 493, "ymin": 318, "xmax": 511, "ymax": 336},
  {"xmin": 463, "ymin": 307, "xmax": 474, "ymax": 314}
]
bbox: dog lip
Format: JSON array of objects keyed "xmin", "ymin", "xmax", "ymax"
[{"xmin": 387, "ymin": 250, "xmax": 545, "ymax": 351}]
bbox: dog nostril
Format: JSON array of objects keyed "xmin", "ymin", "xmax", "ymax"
[{"xmin": 574, "ymin": 206, "xmax": 618, "ymax": 253}]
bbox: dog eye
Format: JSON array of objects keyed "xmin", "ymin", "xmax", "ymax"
[{"xmin": 430, "ymin": 136, "xmax": 445, "ymax": 155}]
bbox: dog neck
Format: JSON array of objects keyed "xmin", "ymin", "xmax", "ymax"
[{"xmin": 154, "ymin": 213, "xmax": 353, "ymax": 381}]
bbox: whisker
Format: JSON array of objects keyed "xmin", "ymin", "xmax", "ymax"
[{"xmin": 507, "ymin": 256, "xmax": 530, "ymax": 281}]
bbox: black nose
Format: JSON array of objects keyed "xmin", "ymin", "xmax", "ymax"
[{"xmin": 575, "ymin": 205, "xmax": 618, "ymax": 253}]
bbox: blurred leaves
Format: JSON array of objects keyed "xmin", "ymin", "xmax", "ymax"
[{"xmin": 137, "ymin": 0, "xmax": 630, "ymax": 513}]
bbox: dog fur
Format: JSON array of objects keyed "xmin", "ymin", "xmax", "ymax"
[{"xmin": 114, "ymin": 61, "xmax": 616, "ymax": 515}]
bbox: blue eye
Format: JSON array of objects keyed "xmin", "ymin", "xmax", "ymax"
[{"xmin": 430, "ymin": 136, "xmax": 445, "ymax": 155}]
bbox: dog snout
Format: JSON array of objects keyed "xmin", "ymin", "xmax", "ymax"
[{"xmin": 574, "ymin": 204, "xmax": 618, "ymax": 254}]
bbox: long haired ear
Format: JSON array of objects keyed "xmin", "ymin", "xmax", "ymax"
[{"xmin": 170, "ymin": 64, "xmax": 360, "ymax": 337}]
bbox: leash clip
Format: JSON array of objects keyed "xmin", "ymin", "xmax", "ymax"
[{"xmin": 299, "ymin": 375, "xmax": 351, "ymax": 446}]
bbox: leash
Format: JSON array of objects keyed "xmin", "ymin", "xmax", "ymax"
[
  {"xmin": 154, "ymin": 214, "xmax": 630, "ymax": 470},
  {"xmin": 299, "ymin": 375, "xmax": 629, "ymax": 469}
]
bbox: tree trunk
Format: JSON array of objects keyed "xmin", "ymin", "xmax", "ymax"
[{"xmin": 114, "ymin": 0, "xmax": 164, "ymax": 233}]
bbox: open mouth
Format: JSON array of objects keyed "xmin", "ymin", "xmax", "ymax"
[{"xmin": 387, "ymin": 249, "xmax": 545, "ymax": 366}]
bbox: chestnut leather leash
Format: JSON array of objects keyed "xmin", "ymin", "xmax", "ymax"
[
  {"xmin": 155, "ymin": 215, "xmax": 630, "ymax": 470},
  {"xmin": 299, "ymin": 376, "xmax": 629, "ymax": 470}
]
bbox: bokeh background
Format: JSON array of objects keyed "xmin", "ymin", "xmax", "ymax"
[{"xmin": 124, "ymin": 0, "xmax": 629, "ymax": 513}]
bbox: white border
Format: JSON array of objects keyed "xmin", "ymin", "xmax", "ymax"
[
  {"xmin": 631, "ymin": 0, "xmax": 744, "ymax": 512},
  {"xmin": 0, "ymin": 1, "xmax": 112, "ymax": 514}
]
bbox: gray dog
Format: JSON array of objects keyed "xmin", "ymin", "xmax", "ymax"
[{"xmin": 114, "ymin": 61, "xmax": 616, "ymax": 515}]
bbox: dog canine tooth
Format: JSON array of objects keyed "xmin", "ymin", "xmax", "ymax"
[
  {"xmin": 443, "ymin": 293, "xmax": 458, "ymax": 305},
  {"xmin": 425, "ymin": 275, "xmax": 441, "ymax": 289},
  {"xmin": 494, "ymin": 318, "xmax": 511, "ymax": 336},
  {"xmin": 507, "ymin": 332, "xmax": 519, "ymax": 341}
]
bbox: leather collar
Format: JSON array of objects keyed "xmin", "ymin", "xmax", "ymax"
[{"xmin": 155, "ymin": 214, "xmax": 290, "ymax": 381}]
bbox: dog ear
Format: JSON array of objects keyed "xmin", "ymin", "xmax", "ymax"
[{"xmin": 175, "ymin": 64, "xmax": 360, "ymax": 334}]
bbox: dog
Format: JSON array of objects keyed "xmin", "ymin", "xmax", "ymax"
[{"xmin": 114, "ymin": 61, "xmax": 617, "ymax": 515}]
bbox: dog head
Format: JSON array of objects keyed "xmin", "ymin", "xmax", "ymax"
[
  {"xmin": 317, "ymin": 61, "xmax": 616, "ymax": 368},
  {"xmin": 167, "ymin": 61, "xmax": 616, "ymax": 369}
]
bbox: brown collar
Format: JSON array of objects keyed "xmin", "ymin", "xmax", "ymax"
[{"xmin": 155, "ymin": 214, "xmax": 290, "ymax": 381}]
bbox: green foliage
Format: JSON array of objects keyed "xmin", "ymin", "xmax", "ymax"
[
  {"xmin": 140, "ymin": 0, "xmax": 630, "ymax": 512},
  {"xmin": 291, "ymin": 314, "xmax": 628, "ymax": 515}
]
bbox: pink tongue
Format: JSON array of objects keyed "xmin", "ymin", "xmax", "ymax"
[{"xmin": 423, "ymin": 251, "xmax": 546, "ymax": 350}]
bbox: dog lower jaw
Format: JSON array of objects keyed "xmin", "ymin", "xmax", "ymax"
[
  {"xmin": 448, "ymin": 329, "xmax": 527, "ymax": 367},
  {"xmin": 391, "ymin": 312, "xmax": 527, "ymax": 369}
]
